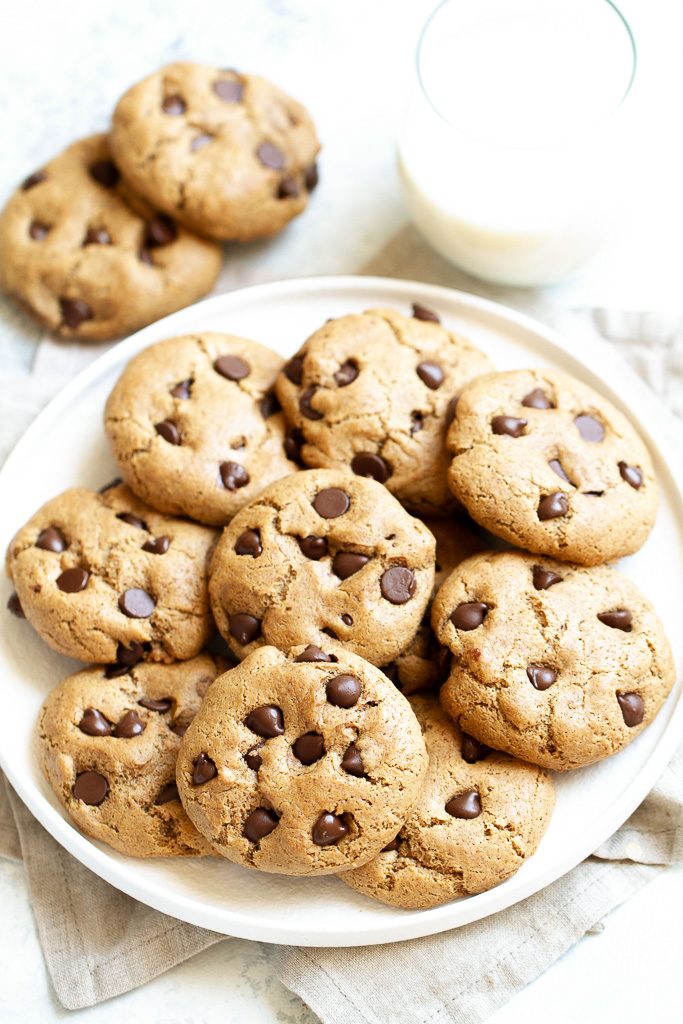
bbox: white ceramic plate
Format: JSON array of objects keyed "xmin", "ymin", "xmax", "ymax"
[{"xmin": 1, "ymin": 276, "xmax": 681, "ymax": 947}]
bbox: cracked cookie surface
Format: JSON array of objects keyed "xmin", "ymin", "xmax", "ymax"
[
  {"xmin": 6, "ymin": 484, "xmax": 216, "ymax": 665},
  {"xmin": 432, "ymin": 551, "xmax": 674, "ymax": 770},
  {"xmin": 111, "ymin": 62, "xmax": 320, "ymax": 241},
  {"xmin": 105, "ymin": 332, "xmax": 298, "ymax": 525},
  {"xmin": 342, "ymin": 696, "xmax": 554, "ymax": 908},
  {"xmin": 176, "ymin": 645, "xmax": 428, "ymax": 875},
  {"xmin": 446, "ymin": 368, "xmax": 658, "ymax": 565},
  {"xmin": 38, "ymin": 656, "xmax": 220, "ymax": 856},
  {"xmin": 0, "ymin": 134, "xmax": 221, "ymax": 340},
  {"xmin": 208, "ymin": 468, "xmax": 436, "ymax": 666},
  {"xmin": 275, "ymin": 305, "xmax": 493, "ymax": 515}
]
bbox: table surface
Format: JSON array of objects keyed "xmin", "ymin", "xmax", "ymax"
[{"xmin": 1, "ymin": 0, "xmax": 682, "ymax": 1021}]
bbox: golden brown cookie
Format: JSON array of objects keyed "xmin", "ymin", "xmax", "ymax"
[
  {"xmin": 111, "ymin": 62, "xmax": 320, "ymax": 241},
  {"xmin": 446, "ymin": 368, "xmax": 658, "ymax": 565},
  {"xmin": 105, "ymin": 332, "xmax": 298, "ymax": 526},
  {"xmin": 38, "ymin": 657, "xmax": 220, "ymax": 857},
  {"xmin": 208, "ymin": 468, "xmax": 436, "ymax": 666},
  {"xmin": 6, "ymin": 484, "xmax": 216, "ymax": 666},
  {"xmin": 432, "ymin": 551, "xmax": 675, "ymax": 770},
  {"xmin": 342, "ymin": 696, "xmax": 554, "ymax": 908},
  {"xmin": 0, "ymin": 134, "xmax": 221, "ymax": 340},
  {"xmin": 275, "ymin": 305, "xmax": 493, "ymax": 515},
  {"xmin": 176, "ymin": 645, "xmax": 428, "ymax": 875}
]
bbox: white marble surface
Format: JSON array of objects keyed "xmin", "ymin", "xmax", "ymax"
[{"xmin": 1, "ymin": 0, "xmax": 683, "ymax": 1020}]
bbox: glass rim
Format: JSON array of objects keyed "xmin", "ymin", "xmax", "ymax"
[{"xmin": 415, "ymin": 0, "xmax": 637, "ymax": 150}]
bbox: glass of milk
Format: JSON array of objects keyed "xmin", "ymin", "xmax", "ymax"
[{"xmin": 398, "ymin": 0, "xmax": 637, "ymax": 286}]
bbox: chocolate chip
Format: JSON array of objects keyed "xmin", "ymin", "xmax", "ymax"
[
  {"xmin": 410, "ymin": 412, "xmax": 424, "ymax": 434},
  {"xmin": 162, "ymin": 94, "xmax": 186, "ymax": 115},
  {"xmin": 341, "ymin": 613, "xmax": 353, "ymax": 626},
  {"xmin": 115, "ymin": 513, "xmax": 145, "ymax": 531},
  {"xmin": 293, "ymin": 732, "xmax": 325, "ymax": 765},
  {"xmin": 260, "ymin": 390, "xmax": 281, "ymax": 418},
  {"xmin": 118, "ymin": 588, "xmax": 155, "ymax": 618},
  {"xmin": 83, "ymin": 226, "xmax": 111, "ymax": 246},
  {"xmin": 155, "ymin": 782, "xmax": 179, "ymax": 804},
  {"xmin": 284, "ymin": 428, "xmax": 305, "ymax": 463},
  {"xmin": 170, "ymin": 722, "xmax": 188, "ymax": 737},
  {"xmin": 445, "ymin": 395, "xmax": 459, "ymax": 426},
  {"xmin": 326, "ymin": 674, "xmax": 361, "ymax": 708},
  {"xmin": 29, "ymin": 220, "xmax": 50, "ymax": 240},
  {"xmin": 322, "ymin": 627, "xmax": 339, "ymax": 640},
  {"xmin": 7, "ymin": 592, "xmax": 24, "ymax": 618},
  {"xmin": 245, "ymin": 705, "xmax": 284, "ymax": 737},
  {"xmin": 450, "ymin": 602, "xmax": 488, "ymax": 630},
  {"xmin": 416, "ymin": 361, "xmax": 445, "ymax": 389},
  {"xmin": 527, "ymin": 665, "xmax": 557, "ymax": 690},
  {"xmin": 617, "ymin": 692, "xmax": 645, "ymax": 727},
  {"xmin": 142, "ymin": 536, "xmax": 170, "ymax": 555},
  {"xmin": 598, "ymin": 609, "xmax": 632, "ymax": 632},
  {"xmin": 314, "ymin": 488, "xmax": 349, "ymax": 518},
  {"xmin": 220, "ymin": 461, "xmax": 249, "ymax": 490},
  {"xmin": 461, "ymin": 733, "xmax": 490, "ymax": 763},
  {"xmin": 295, "ymin": 645, "xmax": 335, "ymax": 663},
  {"xmin": 283, "ymin": 354, "xmax": 304, "ymax": 385},
  {"xmin": 334, "ymin": 360, "xmax": 359, "ymax": 387},
  {"xmin": 380, "ymin": 567, "xmax": 416, "ymax": 604},
  {"xmin": 411, "ymin": 303, "xmax": 440, "ymax": 323},
  {"xmin": 333, "ymin": 552, "xmax": 369, "ymax": 579},
  {"xmin": 139, "ymin": 246, "xmax": 154, "ymax": 266},
  {"xmin": 619, "ymin": 461, "xmax": 643, "ymax": 489},
  {"xmin": 235, "ymin": 529, "xmax": 262, "ymax": 557},
  {"xmin": 213, "ymin": 78, "xmax": 243, "ymax": 101},
  {"xmin": 229, "ymin": 613, "xmax": 261, "ymax": 645},
  {"xmin": 112, "ymin": 710, "xmax": 146, "ymax": 738},
  {"xmin": 298, "ymin": 387, "xmax": 323, "ymax": 420},
  {"xmin": 340, "ymin": 743, "xmax": 364, "ymax": 777},
  {"xmin": 245, "ymin": 743, "xmax": 264, "ymax": 771},
  {"xmin": 214, "ymin": 354, "xmax": 250, "ymax": 380},
  {"xmin": 36, "ymin": 526, "xmax": 67, "ymax": 552},
  {"xmin": 60, "ymin": 298, "xmax": 93, "ymax": 329},
  {"xmin": 73, "ymin": 771, "xmax": 108, "ymax": 805},
  {"xmin": 537, "ymin": 492, "xmax": 568, "ymax": 520},
  {"xmin": 278, "ymin": 175, "xmax": 300, "ymax": 199},
  {"xmin": 575, "ymin": 414, "xmax": 605, "ymax": 442},
  {"xmin": 382, "ymin": 837, "xmax": 400, "ymax": 852},
  {"xmin": 351, "ymin": 452, "xmax": 391, "ymax": 483},
  {"xmin": 304, "ymin": 163, "xmax": 319, "ymax": 191},
  {"xmin": 190, "ymin": 133, "xmax": 213, "ymax": 152},
  {"xmin": 492, "ymin": 415, "xmax": 527, "ymax": 437},
  {"xmin": 522, "ymin": 388, "xmax": 553, "ymax": 409},
  {"xmin": 56, "ymin": 567, "xmax": 89, "ymax": 593},
  {"xmin": 145, "ymin": 214, "xmax": 177, "ymax": 248},
  {"xmin": 257, "ymin": 142, "xmax": 285, "ymax": 169},
  {"xmin": 312, "ymin": 812, "xmax": 348, "ymax": 846},
  {"xmin": 532, "ymin": 565, "xmax": 562, "ymax": 590},
  {"xmin": 90, "ymin": 160, "xmax": 120, "ymax": 188},
  {"xmin": 22, "ymin": 170, "xmax": 47, "ymax": 190},
  {"xmin": 78, "ymin": 708, "xmax": 112, "ymax": 737},
  {"xmin": 116, "ymin": 641, "xmax": 147, "ymax": 667},
  {"xmin": 138, "ymin": 696, "xmax": 172, "ymax": 713},
  {"xmin": 155, "ymin": 420, "xmax": 180, "ymax": 445},
  {"xmin": 298, "ymin": 535, "xmax": 327, "ymax": 560},
  {"xmin": 244, "ymin": 807, "xmax": 279, "ymax": 841},
  {"xmin": 446, "ymin": 790, "xmax": 481, "ymax": 819},
  {"xmin": 192, "ymin": 753, "xmax": 217, "ymax": 785}
]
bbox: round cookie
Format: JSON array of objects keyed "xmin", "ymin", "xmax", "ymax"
[
  {"xmin": 105, "ymin": 332, "xmax": 298, "ymax": 526},
  {"xmin": 38, "ymin": 656, "xmax": 220, "ymax": 857},
  {"xmin": 0, "ymin": 134, "xmax": 221, "ymax": 340},
  {"xmin": 432, "ymin": 551, "xmax": 674, "ymax": 771},
  {"xmin": 446, "ymin": 368, "xmax": 658, "ymax": 565},
  {"xmin": 275, "ymin": 305, "xmax": 493, "ymax": 515},
  {"xmin": 176, "ymin": 644, "xmax": 428, "ymax": 875},
  {"xmin": 382, "ymin": 517, "xmax": 484, "ymax": 695},
  {"xmin": 342, "ymin": 696, "xmax": 554, "ymax": 909},
  {"xmin": 111, "ymin": 62, "xmax": 320, "ymax": 241},
  {"xmin": 208, "ymin": 468, "xmax": 436, "ymax": 666},
  {"xmin": 6, "ymin": 483, "xmax": 217, "ymax": 666}
]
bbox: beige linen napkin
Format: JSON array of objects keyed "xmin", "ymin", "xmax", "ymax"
[{"xmin": 1, "ymin": 304, "xmax": 682, "ymax": 1018}]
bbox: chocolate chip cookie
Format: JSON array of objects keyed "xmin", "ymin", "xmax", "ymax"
[
  {"xmin": 382, "ymin": 517, "xmax": 484, "ymax": 695},
  {"xmin": 432, "ymin": 551, "xmax": 674, "ymax": 770},
  {"xmin": 0, "ymin": 134, "xmax": 221, "ymax": 340},
  {"xmin": 446, "ymin": 368, "xmax": 658, "ymax": 565},
  {"xmin": 111, "ymin": 63, "xmax": 320, "ymax": 242},
  {"xmin": 176, "ymin": 644, "xmax": 427, "ymax": 875},
  {"xmin": 342, "ymin": 696, "xmax": 554, "ymax": 908},
  {"xmin": 275, "ymin": 305, "xmax": 493, "ymax": 515},
  {"xmin": 38, "ymin": 656, "xmax": 220, "ymax": 856},
  {"xmin": 105, "ymin": 332, "xmax": 298, "ymax": 526},
  {"xmin": 208, "ymin": 469, "xmax": 436, "ymax": 666},
  {"xmin": 6, "ymin": 484, "xmax": 216, "ymax": 666}
]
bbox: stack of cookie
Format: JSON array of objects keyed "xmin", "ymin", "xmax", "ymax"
[
  {"xmin": 0, "ymin": 63, "xmax": 320, "ymax": 340},
  {"xmin": 6, "ymin": 302, "xmax": 674, "ymax": 911}
]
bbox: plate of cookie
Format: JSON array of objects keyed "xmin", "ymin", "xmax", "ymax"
[{"xmin": 1, "ymin": 275, "xmax": 681, "ymax": 946}]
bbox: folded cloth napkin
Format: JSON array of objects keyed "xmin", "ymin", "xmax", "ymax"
[{"xmin": 1, "ymin": 303, "xmax": 682, "ymax": 1020}]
